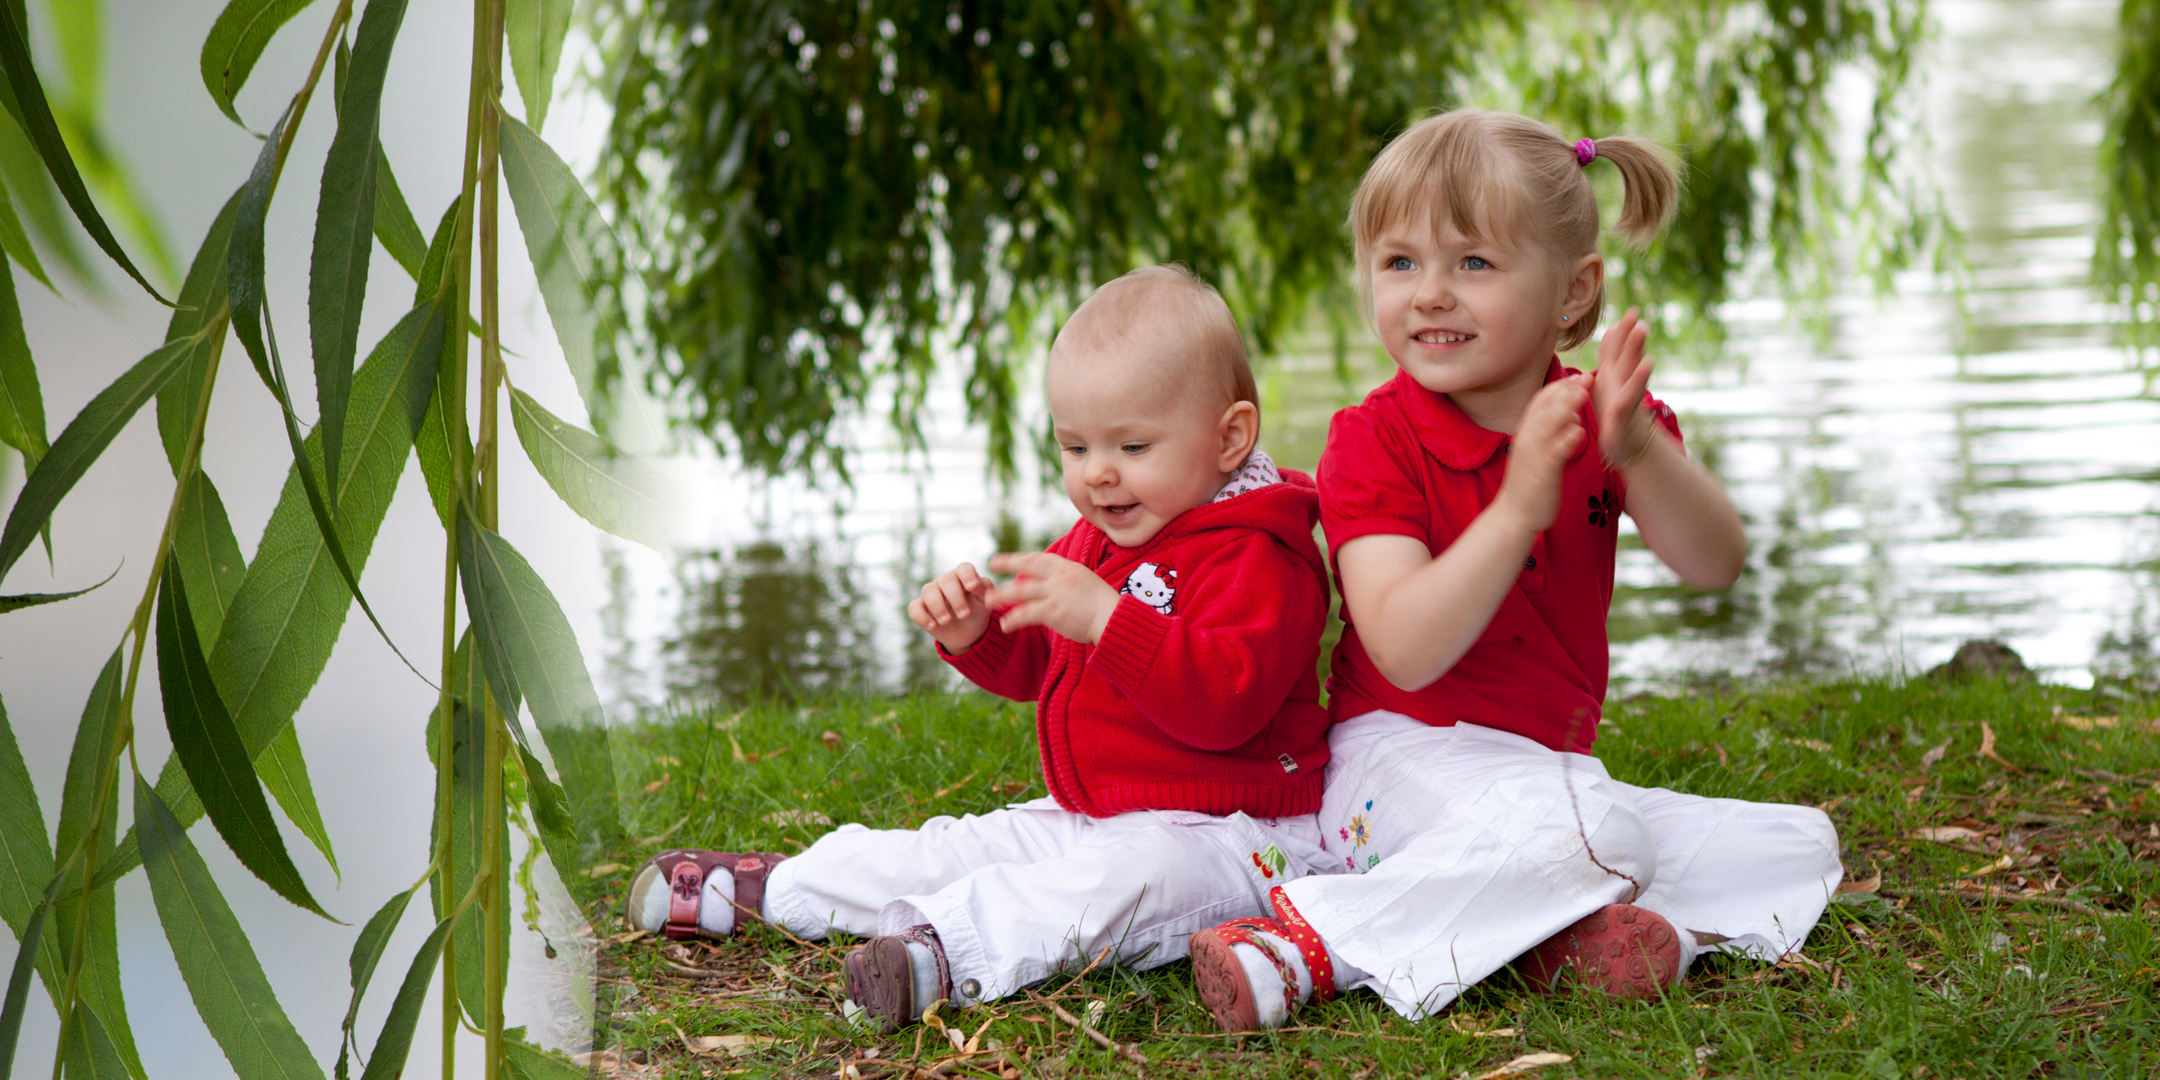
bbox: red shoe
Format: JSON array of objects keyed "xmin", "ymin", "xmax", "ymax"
[
  {"xmin": 843, "ymin": 924, "xmax": 948, "ymax": 1033},
  {"xmin": 623, "ymin": 850, "xmax": 786, "ymax": 940},
  {"xmin": 1516, "ymin": 903, "xmax": 1682, "ymax": 999},
  {"xmin": 1188, "ymin": 887, "xmax": 1336, "ymax": 1032}
]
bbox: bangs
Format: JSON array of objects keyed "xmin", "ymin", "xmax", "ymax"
[{"xmin": 1352, "ymin": 117, "xmax": 1539, "ymax": 257}]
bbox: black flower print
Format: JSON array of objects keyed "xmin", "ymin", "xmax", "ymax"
[{"xmin": 1587, "ymin": 488, "xmax": 1616, "ymax": 528}]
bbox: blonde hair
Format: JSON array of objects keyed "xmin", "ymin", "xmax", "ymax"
[
  {"xmin": 1350, "ymin": 108, "xmax": 1681, "ymax": 351},
  {"xmin": 1053, "ymin": 264, "xmax": 1258, "ymax": 410}
]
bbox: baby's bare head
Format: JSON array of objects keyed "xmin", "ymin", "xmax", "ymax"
[{"xmin": 1047, "ymin": 265, "xmax": 1257, "ymax": 424}]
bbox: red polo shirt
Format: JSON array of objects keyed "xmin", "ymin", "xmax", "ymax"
[{"xmin": 1317, "ymin": 363, "xmax": 1681, "ymax": 753}]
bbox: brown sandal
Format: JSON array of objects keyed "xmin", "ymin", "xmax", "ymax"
[
  {"xmin": 624, "ymin": 849, "xmax": 787, "ymax": 940},
  {"xmin": 843, "ymin": 924, "xmax": 949, "ymax": 1033}
]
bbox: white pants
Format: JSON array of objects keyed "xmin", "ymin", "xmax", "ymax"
[
  {"xmin": 763, "ymin": 798, "xmax": 1330, "ymax": 1004},
  {"xmin": 1279, "ymin": 712, "xmax": 1842, "ymax": 1019}
]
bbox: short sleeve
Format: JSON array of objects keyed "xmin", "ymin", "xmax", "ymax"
[
  {"xmin": 1644, "ymin": 390, "xmax": 1684, "ymax": 449},
  {"xmin": 1317, "ymin": 403, "xmax": 1430, "ymax": 555}
]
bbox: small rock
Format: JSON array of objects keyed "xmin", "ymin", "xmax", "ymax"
[{"xmin": 1928, "ymin": 639, "xmax": 2028, "ymax": 682}]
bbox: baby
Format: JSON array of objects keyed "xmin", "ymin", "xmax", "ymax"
[{"xmin": 625, "ymin": 265, "xmax": 1337, "ymax": 1031}]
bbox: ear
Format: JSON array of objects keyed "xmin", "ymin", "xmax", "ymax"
[
  {"xmin": 1560, "ymin": 252, "xmax": 1603, "ymax": 323},
  {"xmin": 1216, "ymin": 399, "xmax": 1260, "ymax": 473}
]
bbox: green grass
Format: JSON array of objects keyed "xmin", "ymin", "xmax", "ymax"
[{"xmin": 584, "ymin": 677, "xmax": 2160, "ymax": 1078}]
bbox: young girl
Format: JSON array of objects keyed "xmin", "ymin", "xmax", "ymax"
[{"xmin": 1187, "ymin": 109, "xmax": 1844, "ymax": 1030}]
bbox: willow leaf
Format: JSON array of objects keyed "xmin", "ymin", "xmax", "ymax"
[
  {"xmin": 53, "ymin": 649, "xmax": 143, "ymax": 1080},
  {"xmin": 157, "ymin": 553, "xmax": 330, "ymax": 919},
  {"xmin": 333, "ymin": 885, "xmax": 413, "ymax": 1080},
  {"xmin": 428, "ymin": 642, "xmax": 500, "ymax": 1025},
  {"xmin": 257, "ymin": 728, "xmax": 334, "ymax": 877},
  {"xmin": 0, "ymin": 338, "xmax": 190, "ymax": 595},
  {"xmin": 371, "ymin": 146, "xmax": 425, "ymax": 281},
  {"xmin": 0, "ymin": 260, "xmax": 37, "ymax": 469},
  {"xmin": 503, "ymin": 1035, "xmax": 585, "ymax": 1080},
  {"xmin": 0, "ymin": 578, "xmax": 108, "ymax": 613},
  {"xmin": 171, "ymin": 470, "xmax": 246, "ymax": 646},
  {"xmin": 0, "ymin": 178, "xmax": 48, "ymax": 290},
  {"xmin": 61, "ymin": 1003, "xmax": 130, "ymax": 1080},
  {"xmin": 509, "ymin": 388, "xmax": 676, "ymax": 550},
  {"xmin": 157, "ymin": 192, "xmax": 241, "ymax": 472},
  {"xmin": 498, "ymin": 116, "xmax": 608, "ymax": 415},
  {"xmin": 0, "ymin": 4, "xmax": 163, "ymax": 301},
  {"xmin": 312, "ymin": 0, "xmax": 411, "ymax": 500},
  {"xmin": 201, "ymin": 0, "xmax": 319, "ymax": 127},
  {"xmin": 0, "ymin": 689, "xmax": 48, "ymax": 943},
  {"xmin": 0, "ymin": 107, "xmax": 92, "ymax": 291},
  {"xmin": 505, "ymin": 0, "xmax": 570, "ymax": 132},
  {"xmin": 136, "ymin": 776, "xmax": 326, "ymax": 1080},
  {"xmin": 457, "ymin": 510, "xmax": 622, "ymax": 868},
  {"xmin": 42, "ymin": 0, "xmax": 99, "ymax": 116},
  {"xmin": 356, "ymin": 915, "xmax": 453, "ymax": 1080},
  {"xmin": 0, "ymin": 898, "xmax": 41, "ymax": 1080}
]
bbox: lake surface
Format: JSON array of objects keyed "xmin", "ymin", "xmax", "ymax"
[
  {"xmin": 597, "ymin": 0, "xmax": 2158, "ymax": 710},
  {"xmin": 0, "ymin": 0, "xmax": 2151, "ymax": 1075}
]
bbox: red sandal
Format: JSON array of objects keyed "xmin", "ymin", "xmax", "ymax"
[
  {"xmin": 1188, "ymin": 886, "xmax": 1337, "ymax": 1032},
  {"xmin": 623, "ymin": 850, "xmax": 787, "ymax": 940},
  {"xmin": 1515, "ymin": 903, "xmax": 1682, "ymax": 999}
]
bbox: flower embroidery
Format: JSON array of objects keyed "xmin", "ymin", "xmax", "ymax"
[
  {"xmin": 1349, "ymin": 816, "xmax": 1370, "ymax": 849},
  {"xmin": 1587, "ymin": 487, "xmax": 1616, "ymax": 528},
  {"xmin": 1251, "ymin": 845, "xmax": 1288, "ymax": 879}
]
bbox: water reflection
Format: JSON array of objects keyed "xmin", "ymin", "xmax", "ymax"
[{"xmin": 602, "ymin": 0, "xmax": 2157, "ymax": 705}]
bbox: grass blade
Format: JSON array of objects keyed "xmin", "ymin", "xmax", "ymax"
[
  {"xmin": 200, "ymin": 0, "xmax": 319, "ymax": 127},
  {"xmin": 505, "ymin": 0, "xmax": 569, "ymax": 132},
  {"xmin": 498, "ymin": 116, "xmax": 610, "ymax": 417},
  {"xmin": 0, "ymin": 262, "xmax": 43, "ymax": 470},
  {"xmin": 311, "ymin": 0, "xmax": 411, "ymax": 501},
  {"xmin": 456, "ymin": 509, "xmax": 623, "ymax": 866},
  {"xmin": 156, "ymin": 550, "xmax": 332, "ymax": 919},
  {"xmin": 355, "ymin": 915, "xmax": 453, "ymax": 1080},
  {"xmin": 371, "ymin": 145, "xmax": 425, "ymax": 281},
  {"xmin": 0, "ymin": 898, "xmax": 44, "ymax": 1080},
  {"xmin": 334, "ymin": 885, "xmax": 413, "ymax": 1080},
  {"xmin": 0, "ymin": 177, "xmax": 53, "ymax": 290},
  {"xmin": 135, "ymin": 775, "xmax": 326, "ymax": 1080},
  {"xmin": 0, "ymin": 4, "xmax": 164, "ymax": 301},
  {"xmin": 0, "ymin": 338, "xmax": 190, "ymax": 594},
  {"xmin": 508, "ymin": 387, "xmax": 678, "ymax": 551}
]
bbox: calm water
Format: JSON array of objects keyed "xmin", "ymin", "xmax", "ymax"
[{"xmin": 597, "ymin": 0, "xmax": 2159, "ymax": 711}]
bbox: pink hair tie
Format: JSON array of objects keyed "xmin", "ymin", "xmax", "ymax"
[{"xmin": 1574, "ymin": 138, "xmax": 1597, "ymax": 166}]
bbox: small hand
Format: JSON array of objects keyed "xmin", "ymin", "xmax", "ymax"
[
  {"xmin": 1496, "ymin": 375, "xmax": 1589, "ymax": 533},
  {"xmin": 1590, "ymin": 307, "xmax": 1657, "ymax": 468},
  {"xmin": 908, "ymin": 561, "xmax": 996, "ymax": 654},
  {"xmin": 988, "ymin": 551, "xmax": 1121, "ymax": 644}
]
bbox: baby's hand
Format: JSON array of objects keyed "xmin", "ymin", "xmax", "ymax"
[
  {"xmin": 1497, "ymin": 374, "xmax": 1589, "ymax": 532},
  {"xmin": 1590, "ymin": 307, "xmax": 1658, "ymax": 469},
  {"xmin": 908, "ymin": 562, "xmax": 996, "ymax": 654},
  {"xmin": 987, "ymin": 551, "xmax": 1121, "ymax": 644}
]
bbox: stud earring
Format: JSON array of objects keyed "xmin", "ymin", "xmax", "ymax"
[{"xmin": 1561, "ymin": 314, "xmax": 1571, "ymax": 323}]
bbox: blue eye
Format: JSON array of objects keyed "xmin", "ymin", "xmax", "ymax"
[
  {"xmin": 1122, "ymin": 443, "xmax": 1148, "ymax": 454},
  {"xmin": 1064, "ymin": 445, "xmax": 1086, "ymax": 456},
  {"xmin": 1387, "ymin": 255, "xmax": 1415, "ymax": 272},
  {"xmin": 1462, "ymin": 255, "xmax": 1491, "ymax": 270}
]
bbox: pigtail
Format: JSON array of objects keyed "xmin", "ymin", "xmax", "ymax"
[{"xmin": 1585, "ymin": 135, "xmax": 1682, "ymax": 251}]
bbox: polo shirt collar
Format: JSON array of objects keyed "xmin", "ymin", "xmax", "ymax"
[{"xmin": 1399, "ymin": 358, "xmax": 1572, "ymax": 471}]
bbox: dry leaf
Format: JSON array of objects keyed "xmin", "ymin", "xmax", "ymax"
[
  {"xmin": 644, "ymin": 773, "xmax": 670, "ymax": 794},
  {"xmin": 1473, "ymin": 1052, "xmax": 1573, "ymax": 1079},
  {"xmin": 1919, "ymin": 737, "xmax": 1952, "ymax": 771},
  {"xmin": 586, "ymin": 862, "xmax": 625, "ymax": 878},
  {"xmin": 605, "ymin": 928, "xmax": 651, "ymax": 945},
  {"xmin": 932, "ymin": 772, "xmax": 979, "ymax": 799},
  {"xmin": 1836, "ymin": 871, "xmax": 1883, "ymax": 894},
  {"xmin": 763, "ymin": 809, "xmax": 833, "ymax": 828},
  {"xmin": 1977, "ymin": 720, "xmax": 2026, "ymax": 773},
  {"xmin": 994, "ymin": 781, "xmax": 1030, "ymax": 797},
  {"xmin": 683, "ymin": 1034, "xmax": 782, "ymax": 1057},
  {"xmin": 1913, "ymin": 826, "xmax": 1983, "ymax": 843},
  {"xmin": 2055, "ymin": 715, "xmax": 2118, "ymax": 731},
  {"xmin": 820, "ymin": 730, "xmax": 844, "ymax": 750},
  {"xmin": 1784, "ymin": 737, "xmax": 1835, "ymax": 752}
]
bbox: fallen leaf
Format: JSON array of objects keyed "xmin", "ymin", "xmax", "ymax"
[
  {"xmin": 1977, "ymin": 720, "xmax": 2027, "ymax": 774},
  {"xmin": 1473, "ymin": 1052, "xmax": 1573, "ymax": 1079},
  {"xmin": 605, "ymin": 928, "xmax": 651, "ymax": 945},
  {"xmin": 1837, "ymin": 871, "xmax": 1883, "ymax": 894},
  {"xmin": 1784, "ymin": 737, "xmax": 1835, "ymax": 753},
  {"xmin": 763, "ymin": 809, "xmax": 834, "ymax": 828},
  {"xmin": 586, "ymin": 862, "xmax": 626, "ymax": 879},
  {"xmin": 1913, "ymin": 826, "xmax": 1982, "ymax": 843},
  {"xmin": 932, "ymin": 772, "xmax": 979, "ymax": 799},
  {"xmin": 994, "ymin": 782, "xmax": 1030, "ymax": 797},
  {"xmin": 644, "ymin": 773, "xmax": 671, "ymax": 794},
  {"xmin": 654, "ymin": 755, "xmax": 682, "ymax": 767},
  {"xmin": 683, "ymin": 1034, "xmax": 782, "ymax": 1057},
  {"xmin": 820, "ymin": 730, "xmax": 844, "ymax": 750},
  {"xmin": 1712, "ymin": 742, "xmax": 1730, "ymax": 767},
  {"xmin": 1966, "ymin": 854, "xmax": 2017, "ymax": 877},
  {"xmin": 1919, "ymin": 737, "xmax": 1952, "ymax": 771},
  {"xmin": 2054, "ymin": 715, "xmax": 2118, "ymax": 731}
]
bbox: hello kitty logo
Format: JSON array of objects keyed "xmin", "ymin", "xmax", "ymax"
[{"xmin": 1120, "ymin": 562, "xmax": 1178, "ymax": 615}]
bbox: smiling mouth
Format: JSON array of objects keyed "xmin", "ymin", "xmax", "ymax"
[
  {"xmin": 1414, "ymin": 330, "xmax": 1475, "ymax": 345},
  {"xmin": 1097, "ymin": 504, "xmax": 1139, "ymax": 521}
]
